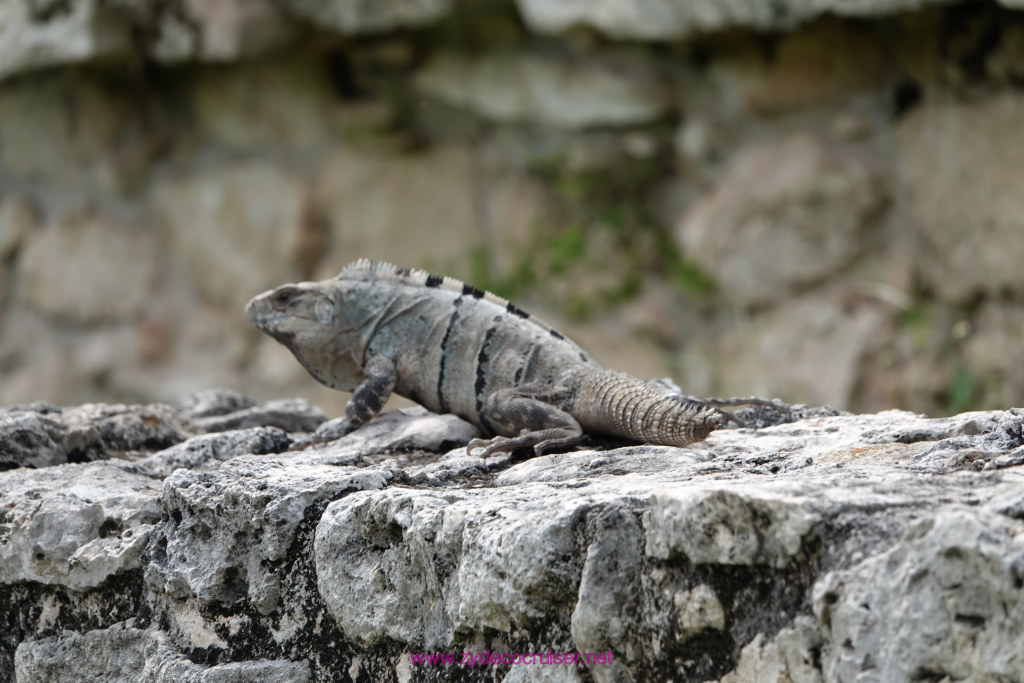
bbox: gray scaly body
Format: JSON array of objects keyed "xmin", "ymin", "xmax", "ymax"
[{"xmin": 246, "ymin": 260, "xmax": 724, "ymax": 456}]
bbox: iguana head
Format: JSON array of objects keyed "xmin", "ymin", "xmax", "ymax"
[{"xmin": 246, "ymin": 281, "xmax": 363, "ymax": 390}]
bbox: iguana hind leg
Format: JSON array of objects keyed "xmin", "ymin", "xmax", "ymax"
[{"xmin": 467, "ymin": 389, "xmax": 583, "ymax": 458}]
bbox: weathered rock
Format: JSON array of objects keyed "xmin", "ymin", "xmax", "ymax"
[
  {"xmin": 151, "ymin": 0, "xmax": 297, "ymax": 63},
  {"xmin": 708, "ymin": 21, "xmax": 889, "ymax": 114},
  {"xmin": 415, "ymin": 53, "xmax": 671, "ymax": 129},
  {"xmin": 285, "ymin": 0, "xmax": 452, "ymax": 34},
  {"xmin": 516, "ymin": 0, "xmax": 951, "ymax": 40},
  {"xmin": 0, "ymin": 196, "xmax": 35, "ymax": 261},
  {"xmin": 147, "ymin": 457, "xmax": 395, "ymax": 616},
  {"xmin": 677, "ymin": 135, "xmax": 887, "ymax": 307},
  {"xmin": 15, "ymin": 624, "xmax": 310, "ymax": 683},
  {"xmin": 17, "ymin": 211, "xmax": 157, "ymax": 324},
  {"xmin": 645, "ymin": 487, "xmax": 817, "ymax": 568},
  {"xmin": 128, "ymin": 427, "xmax": 293, "ymax": 479},
  {"xmin": 682, "ymin": 295, "xmax": 885, "ymax": 407},
  {"xmin": 0, "ymin": 406, "xmax": 70, "ymax": 469},
  {"xmin": 150, "ymin": 162, "xmax": 308, "ymax": 308},
  {"xmin": 0, "ymin": 462, "xmax": 162, "ymax": 590},
  {"xmin": 175, "ymin": 389, "xmax": 256, "ymax": 422},
  {"xmin": 312, "ymin": 146, "xmax": 514, "ymax": 275},
  {"xmin": 899, "ymin": 94, "xmax": 1024, "ymax": 301},
  {"xmin": 188, "ymin": 55, "xmax": 341, "ymax": 152},
  {"xmin": 0, "ymin": 0, "xmax": 132, "ymax": 82},
  {"xmin": 187, "ymin": 398, "xmax": 327, "ymax": 434},
  {"xmin": 814, "ymin": 509, "xmax": 1024, "ymax": 682},
  {"xmin": 964, "ymin": 302, "xmax": 1024, "ymax": 409},
  {"xmin": 0, "ymin": 401, "xmax": 186, "ymax": 468},
  {"xmin": 0, "ymin": 72, "xmax": 165, "ymax": 193},
  {"xmin": 5, "ymin": 403, "xmax": 1024, "ymax": 678}
]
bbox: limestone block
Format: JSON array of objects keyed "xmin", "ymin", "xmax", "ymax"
[
  {"xmin": 0, "ymin": 74, "xmax": 164, "ymax": 194},
  {"xmin": 315, "ymin": 483, "xmax": 586, "ymax": 646},
  {"xmin": 709, "ymin": 22, "xmax": 889, "ymax": 114},
  {"xmin": 17, "ymin": 211, "xmax": 157, "ymax": 324},
  {"xmin": 645, "ymin": 487, "xmax": 817, "ymax": 568},
  {"xmin": 150, "ymin": 162, "xmax": 307, "ymax": 307},
  {"xmin": 189, "ymin": 56, "xmax": 341, "ymax": 152},
  {"xmin": 0, "ymin": 197, "xmax": 35, "ymax": 260},
  {"xmin": 15, "ymin": 624, "xmax": 310, "ymax": 683},
  {"xmin": 313, "ymin": 146, "xmax": 512, "ymax": 274},
  {"xmin": 152, "ymin": 0, "xmax": 296, "ymax": 62},
  {"xmin": 715, "ymin": 618, "xmax": 823, "ymax": 683},
  {"xmin": 415, "ymin": 53, "xmax": 671, "ymax": 129},
  {"xmin": 286, "ymin": 0, "xmax": 452, "ymax": 34},
  {"xmin": 150, "ymin": 458, "xmax": 393, "ymax": 615},
  {"xmin": 5, "ymin": 396, "xmax": 1024, "ymax": 680},
  {"xmin": 899, "ymin": 94, "xmax": 1024, "ymax": 301},
  {"xmin": 569, "ymin": 508, "xmax": 646, "ymax": 682},
  {"xmin": 516, "ymin": 0, "xmax": 950, "ymax": 40},
  {"xmin": 0, "ymin": 0, "xmax": 130, "ymax": 81},
  {"xmin": 0, "ymin": 462, "xmax": 162, "ymax": 589},
  {"xmin": 676, "ymin": 134, "xmax": 886, "ymax": 307},
  {"xmin": 963, "ymin": 303, "xmax": 1024, "ymax": 407},
  {"xmin": 684, "ymin": 295, "xmax": 884, "ymax": 408},
  {"xmin": 814, "ymin": 510, "xmax": 1024, "ymax": 681}
]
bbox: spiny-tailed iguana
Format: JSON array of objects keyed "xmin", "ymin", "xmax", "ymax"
[{"xmin": 246, "ymin": 260, "xmax": 768, "ymax": 457}]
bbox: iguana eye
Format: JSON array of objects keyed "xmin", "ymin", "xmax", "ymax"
[{"xmin": 273, "ymin": 287, "xmax": 300, "ymax": 306}]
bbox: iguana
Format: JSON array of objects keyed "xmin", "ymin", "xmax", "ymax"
[{"xmin": 246, "ymin": 260, "xmax": 770, "ymax": 457}]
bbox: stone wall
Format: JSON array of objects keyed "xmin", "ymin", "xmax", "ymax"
[
  {"xmin": 2, "ymin": 0, "xmax": 1024, "ymax": 416},
  {"xmin": 3, "ymin": 393, "xmax": 1024, "ymax": 681}
]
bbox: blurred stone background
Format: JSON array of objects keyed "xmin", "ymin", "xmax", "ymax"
[{"xmin": 0, "ymin": 0, "xmax": 1022, "ymax": 418}]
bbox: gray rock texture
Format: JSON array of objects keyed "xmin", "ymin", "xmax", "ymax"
[
  {"xmin": 4, "ymin": 0, "xmax": 1024, "ymax": 420},
  {"xmin": 516, "ymin": 0, "xmax": 951, "ymax": 39},
  {"xmin": 3, "ymin": 391, "xmax": 1024, "ymax": 681}
]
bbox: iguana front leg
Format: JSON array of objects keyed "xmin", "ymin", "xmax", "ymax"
[
  {"xmin": 467, "ymin": 388, "xmax": 583, "ymax": 458},
  {"xmin": 313, "ymin": 355, "xmax": 396, "ymax": 443}
]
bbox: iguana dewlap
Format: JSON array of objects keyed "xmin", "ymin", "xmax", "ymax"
[{"xmin": 245, "ymin": 259, "xmax": 723, "ymax": 457}]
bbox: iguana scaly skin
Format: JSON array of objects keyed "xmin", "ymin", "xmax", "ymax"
[{"xmin": 246, "ymin": 260, "xmax": 725, "ymax": 456}]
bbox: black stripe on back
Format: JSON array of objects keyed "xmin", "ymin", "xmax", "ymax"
[
  {"xmin": 474, "ymin": 325, "xmax": 498, "ymax": 418},
  {"xmin": 436, "ymin": 305, "xmax": 460, "ymax": 413},
  {"xmin": 507, "ymin": 302, "xmax": 529, "ymax": 319},
  {"xmin": 395, "ymin": 267, "xmax": 411, "ymax": 277},
  {"xmin": 425, "ymin": 274, "xmax": 444, "ymax": 288},
  {"xmin": 463, "ymin": 283, "xmax": 485, "ymax": 299},
  {"xmin": 550, "ymin": 329, "xmax": 565, "ymax": 340}
]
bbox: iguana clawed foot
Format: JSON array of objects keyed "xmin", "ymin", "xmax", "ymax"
[{"xmin": 467, "ymin": 427, "xmax": 583, "ymax": 458}]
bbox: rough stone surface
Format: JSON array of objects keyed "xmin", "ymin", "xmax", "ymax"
[
  {"xmin": 898, "ymin": 93, "xmax": 1024, "ymax": 301},
  {"xmin": 0, "ymin": 401, "xmax": 186, "ymax": 469},
  {"xmin": 516, "ymin": 0, "xmax": 951, "ymax": 39},
  {"xmin": 7, "ymin": 393, "xmax": 1020, "ymax": 680},
  {"xmin": 0, "ymin": 462, "xmax": 162, "ymax": 590},
  {"xmin": 15, "ymin": 623, "xmax": 311, "ymax": 683},
  {"xmin": 0, "ymin": 197, "xmax": 35, "ymax": 261},
  {"xmin": 0, "ymin": 0, "xmax": 131, "ymax": 81},
  {"xmin": 312, "ymin": 146, "xmax": 543, "ymax": 278},
  {"xmin": 682, "ymin": 296, "xmax": 885, "ymax": 407},
  {"xmin": 286, "ymin": 0, "xmax": 452, "ymax": 34},
  {"xmin": 151, "ymin": 0, "xmax": 297, "ymax": 63},
  {"xmin": 1, "ymin": 0, "xmax": 1022, "ymax": 419},
  {"xmin": 17, "ymin": 211, "xmax": 157, "ymax": 324},
  {"xmin": 415, "ymin": 53, "xmax": 671, "ymax": 129},
  {"xmin": 677, "ymin": 135, "xmax": 886, "ymax": 307},
  {"xmin": 150, "ymin": 162, "xmax": 308, "ymax": 307}
]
